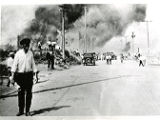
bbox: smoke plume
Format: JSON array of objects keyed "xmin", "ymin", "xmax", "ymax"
[
  {"xmin": 74, "ymin": 4, "xmax": 146, "ymax": 48},
  {"xmin": 24, "ymin": 4, "xmax": 84, "ymax": 32},
  {"xmin": 1, "ymin": 4, "xmax": 146, "ymax": 52},
  {"xmin": 123, "ymin": 42, "xmax": 131, "ymax": 52},
  {"xmin": 1, "ymin": 6, "xmax": 36, "ymax": 46},
  {"xmin": 22, "ymin": 4, "xmax": 85, "ymax": 45}
]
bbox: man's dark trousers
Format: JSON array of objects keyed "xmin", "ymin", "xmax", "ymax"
[
  {"xmin": 15, "ymin": 72, "xmax": 33, "ymax": 113},
  {"xmin": 139, "ymin": 60, "xmax": 144, "ymax": 67}
]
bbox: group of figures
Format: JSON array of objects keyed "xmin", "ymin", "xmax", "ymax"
[
  {"xmin": 39, "ymin": 41, "xmax": 56, "ymax": 70},
  {"xmin": 120, "ymin": 53, "xmax": 146, "ymax": 67},
  {"xmin": 106, "ymin": 55, "xmax": 112, "ymax": 64}
]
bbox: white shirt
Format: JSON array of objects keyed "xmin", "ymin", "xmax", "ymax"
[
  {"xmin": 7, "ymin": 57, "xmax": 14, "ymax": 68},
  {"xmin": 139, "ymin": 56, "xmax": 146, "ymax": 61},
  {"xmin": 108, "ymin": 55, "xmax": 111, "ymax": 59},
  {"xmin": 11, "ymin": 49, "xmax": 37, "ymax": 73},
  {"xmin": 106, "ymin": 55, "xmax": 110, "ymax": 59}
]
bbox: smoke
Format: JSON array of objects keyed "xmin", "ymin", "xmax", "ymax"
[
  {"xmin": 123, "ymin": 42, "xmax": 131, "ymax": 52},
  {"xmin": 1, "ymin": 6, "xmax": 36, "ymax": 46},
  {"xmin": 25, "ymin": 4, "xmax": 84, "ymax": 31},
  {"xmin": 22, "ymin": 4, "xmax": 85, "ymax": 45},
  {"xmin": 74, "ymin": 4, "xmax": 146, "ymax": 48},
  {"xmin": 35, "ymin": 5, "xmax": 61, "ymax": 29},
  {"xmin": 1, "ymin": 4, "xmax": 146, "ymax": 52},
  {"xmin": 64, "ymin": 4, "xmax": 85, "ymax": 29},
  {"xmin": 20, "ymin": 5, "xmax": 61, "ymax": 45}
]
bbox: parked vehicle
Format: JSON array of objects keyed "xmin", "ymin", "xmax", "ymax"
[{"xmin": 82, "ymin": 52, "xmax": 96, "ymax": 66}]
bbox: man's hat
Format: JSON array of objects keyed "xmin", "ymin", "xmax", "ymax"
[
  {"xmin": 9, "ymin": 52, "xmax": 14, "ymax": 56},
  {"xmin": 20, "ymin": 37, "xmax": 31, "ymax": 45}
]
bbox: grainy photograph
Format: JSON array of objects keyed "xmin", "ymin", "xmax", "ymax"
[{"xmin": 0, "ymin": 3, "xmax": 160, "ymax": 118}]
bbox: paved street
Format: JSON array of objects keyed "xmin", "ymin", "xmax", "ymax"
[{"xmin": 0, "ymin": 59, "xmax": 160, "ymax": 116}]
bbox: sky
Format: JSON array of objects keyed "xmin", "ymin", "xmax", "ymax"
[
  {"xmin": 0, "ymin": 2, "xmax": 160, "ymax": 56},
  {"xmin": 1, "ymin": 5, "xmax": 37, "ymax": 46},
  {"xmin": 102, "ymin": 3, "xmax": 160, "ymax": 55}
]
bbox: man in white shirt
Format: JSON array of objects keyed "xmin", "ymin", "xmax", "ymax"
[{"xmin": 11, "ymin": 37, "xmax": 37, "ymax": 116}]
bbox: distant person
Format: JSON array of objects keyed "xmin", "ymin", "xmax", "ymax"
[
  {"xmin": 46, "ymin": 49, "xmax": 51, "ymax": 69},
  {"xmin": 109, "ymin": 55, "xmax": 112, "ymax": 64},
  {"xmin": 10, "ymin": 37, "xmax": 37, "ymax": 116},
  {"xmin": 46, "ymin": 47, "xmax": 55, "ymax": 70},
  {"xmin": 6, "ymin": 52, "xmax": 14, "ymax": 87},
  {"xmin": 120, "ymin": 54, "xmax": 124, "ymax": 63},
  {"xmin": 75, "ymin": 49, "xmax": 80, "ymax": 56},
  {"xmin": 139, "ymin": 55, "xmax": 144, "ymax": 67},
  {"xmin": 38, "ymin": 41, "xmax": 42, "ymax": 55},
  {"xmin": 38, "ymin": 41, "xmax": 41, "ymax": 50},
  {"xmin": 101, "ymin": 54, "xmax": 103, "ymax": 61},
  {"xmin": 106, "ymin": 55, "xmax": 112, "ymax": 64},
  {"xmin": 106, "ymin": 55, "xmax": 110, "ymax": 64}
]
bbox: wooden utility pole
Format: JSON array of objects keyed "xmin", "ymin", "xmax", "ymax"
[
  {"xmin": 146, "ymin": 21, "xmax": 151, "ymax": 55},
  {"xmin": 60, "ymin": 6, "xmax": 65, "ymax": 59},
  {"xmin": 120, "ymin": 39, "xmax": 123, "ymax": 52},
  {"xmin": 17, "ymin": 35, "xmax": 21, "ymax": 50},
  {"xmin": 78, "ymin": 31, "xmax": 81, "ymax": 51},
  {"xmin": 131, "ymin": 32, "xmax": 136, "ymax": 54},
  {"xmin": 84, "ymin": 6, "xmax": 87, "ymax": 53},
  {"xmin": 141, "ymin": 20, "xmax": 152, "ymax": 55}
]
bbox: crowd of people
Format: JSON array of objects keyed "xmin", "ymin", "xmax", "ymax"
[{"xmin": 96, "ymin": 52, "xmax": 147, "ymax": 67}]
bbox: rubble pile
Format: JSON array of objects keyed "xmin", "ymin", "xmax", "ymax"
[{"xmin": 34, "ymin": 49, "xmax": 82, "ymax": 66}]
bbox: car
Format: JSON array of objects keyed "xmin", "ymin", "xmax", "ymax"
[{"xmin": 82, "ymin": 52, "xmax": 96, "ymax": 66}]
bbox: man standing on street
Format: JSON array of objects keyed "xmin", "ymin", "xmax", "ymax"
[
  {"xmin": 139, "ymin": 54, "xmax": 144, "ymax": 67},
  {"xmin": 10, "ymin": 37, "xmax": 37, "ymax": 116},
  {"xmin": 46, "ymin": 43, "xmax": 55, "ymax": 70}
]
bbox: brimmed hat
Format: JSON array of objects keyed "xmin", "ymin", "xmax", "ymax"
[
  {"xmin": 9, "ymin": 52, "xmax": 14, "ymax": 56},
  {"xmin": 20, "ymin": 38, "xmax": 31, "ymax": 45},
  {"xmin": 8, "ymin": 52, "xmax": 14, "ymax": 57}
]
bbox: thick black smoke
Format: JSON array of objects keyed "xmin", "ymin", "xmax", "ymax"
[
  {"xmin": 61, "ymin": 4, "xmax": 85, "ymax": 29},
  {"xmin": 22, "ymin": 4, "xmax": 146, "ymax": 51},
  {"xmin": 22, "ymin": 5, "xmax": 85, "ymax": 45},
  {"xmin": 131, "ymin": 4, "xmax": 146, "ymax": 22},
  {"xmin": 26, "ymin": 4, "xmax": 84, "ymax": 31},
  {"xmin": 35, "ymin": 6, "xmax": 61, "ymax": 29}
]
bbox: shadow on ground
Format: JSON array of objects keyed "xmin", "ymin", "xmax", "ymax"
[
  {"xmin": 31, "ymin": 105, "xmax": 71, "ymax": 116},
  {"xmin": 36, "ymin": 80, "xmax": 48, "ymax": 84},
  {"xmin": 0, "ymin": 75, "xmax": 138, "ymax": 99}
]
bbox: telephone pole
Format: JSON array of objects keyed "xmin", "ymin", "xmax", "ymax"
[
  {"xmin": 131, "ymin": 32, "xmax": 135, "ymax": 54},
  {"xmin": 141, "ymin": 20, "xmax": 152, "ymax": 55},
  {"xmin": 146, "ymin": 21, "xmax": 151, "ymax": 55},
  {"xmin": 84, "ymin": 6, "xmax": 87, "ymax": 53},
  {"xmin": 120, "ymin": 39, "xmax": 123, "ymax": 52},
  {"xmin": 59, "ymin": 5, "xmax": 65, "ymax": 59}
]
